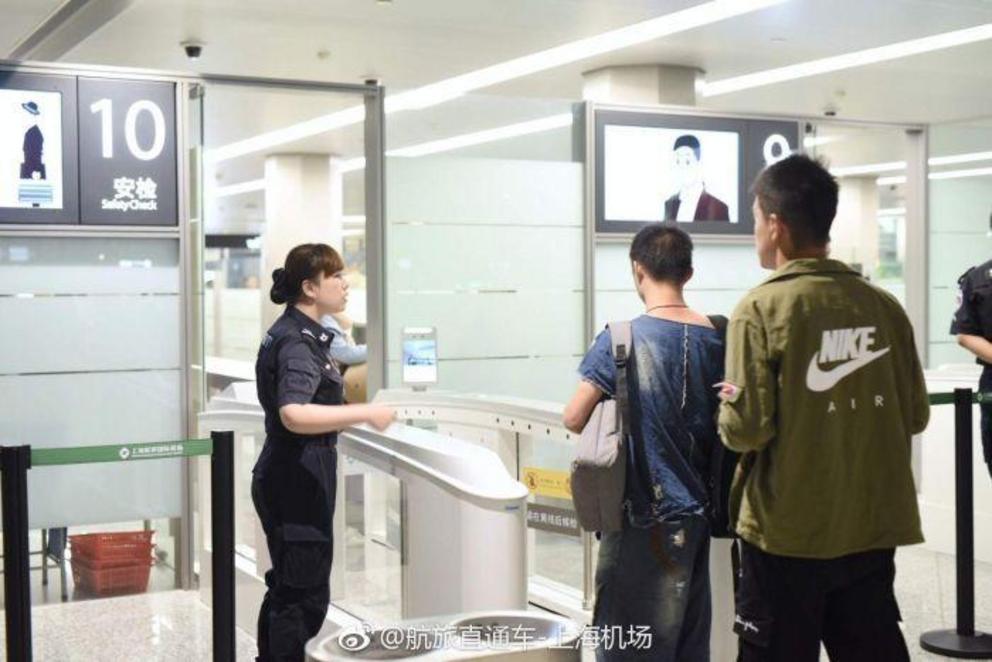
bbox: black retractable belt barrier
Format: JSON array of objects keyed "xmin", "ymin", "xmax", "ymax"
[
  {"xmin": 920, "ymin": 388, "xmax": 992, "ymax": 658},
  {"xmin": 2, "ymin": 445, "xmax": 33, "ymax": 662},
  {"xmin": 0, "ymin": 433, "xmax": 235, "ymax": 662},
  {"xmin": 211, "ymin": 430, "xmax": 236, "ymax": 662}
]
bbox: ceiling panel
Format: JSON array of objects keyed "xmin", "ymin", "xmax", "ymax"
[
  {"xmin": 10, "ymin": 0, "xmax": 992, "ymax": 184},
  {"xmin": 0, "ymin": 0, "xmax": 64, "ymax": 56}
]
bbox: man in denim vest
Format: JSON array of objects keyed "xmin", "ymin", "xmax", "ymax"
[{"xmin": 565, "ymin": 224, "xmax": 725, "ymax": 661}]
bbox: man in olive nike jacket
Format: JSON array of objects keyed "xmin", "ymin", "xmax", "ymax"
[{"xmin": 717, "ymin": 154, "xmax": 930, "ymax": 662}]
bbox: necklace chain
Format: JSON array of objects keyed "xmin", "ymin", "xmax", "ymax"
[{"xmin": 645, "ymin": 303, "xmax": 689, "ymax": 314}]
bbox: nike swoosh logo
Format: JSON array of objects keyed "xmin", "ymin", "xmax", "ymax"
[{"xmin": 806, "ymin": 347, "xmax": 891, "ymax": 392}]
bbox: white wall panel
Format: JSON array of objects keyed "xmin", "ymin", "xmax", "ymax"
[
  {"xmin": 928, "ymin": 159, "xmax": 992, "ymax": 367},
  {"xmin": 388, "ymin": 157, "xmax": 582, "ymax": 226},
  {"xmin": 388, "ymin": 291, "xmax": 583, "ymax": 360},
  {"xmin": 385, "ymin": 155, "xmax": 584, "ymax": 400},
  {"xmin": 387, "ymin": 356, "xmax": 580, "ymax": 405},
  {"xmin": 0, "ymin": 370, "xmax": 183, "ymax": 529},
  {"xmin": 0, "ymin": 236, "xmax": 183, "ymax": 529},
  {"xmin": 0, "ymin": 295, "xmax": 180, "ymax": 374},
  {"xmin": 0, "ymin": 237, "xmax": 179, "ymax": 295},
  {"xmin": 389, "ymin": 225, "xmax": 583, "ymax": 292}
]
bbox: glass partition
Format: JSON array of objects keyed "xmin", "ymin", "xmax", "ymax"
[
  {"xmin": 518, "ymin": 433, "xmax": 583, "ymax": 597},
  {"xmin": 200, "ymin": 82, "xmax": 369, "ymax": 398},
  {"xmin": 192, "ymin": 79, "xmax": 379, "ymax": 629},
  {"xmin": 928, "ymin": 119, "xmax": 992, "ymax": 368},
  {"xmin": 337, "ymin": 458, "xmax": 404, "ymax": 622},
  {"xmin": 0, "ymin": 237, "xmax": 184, "ymax": 529},
  {"xmin": 807, "ymin": 122, "xmax": 914, "ymax": 305},
  {"xmin": 382, "ymin": 94, "xmax": 585, "ymax": 404}
]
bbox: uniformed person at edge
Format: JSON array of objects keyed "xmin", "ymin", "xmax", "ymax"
[
  {"xmin": 252, "ymin": 243, "xmax": 396, "ymax": 661},
  {"xmin": 951, "ymin": 257, "xmax": 992, "ymax": 480}
]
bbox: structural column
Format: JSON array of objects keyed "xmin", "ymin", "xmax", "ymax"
[
  {"xmin": 261, "ymin": 154, "xmax": 345, "ymax": 328},
  {"xmin": 582, "ymin": 64, "xmax": 701, "ymax": 106}
]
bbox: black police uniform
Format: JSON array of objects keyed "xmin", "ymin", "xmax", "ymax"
[
  {"xmin": 950, "ymin": 258, "xmax": 992, "ymax": 478},
  {"xmin": 252, "ymin": 306, "xmax": 342, "ymax": 661}
]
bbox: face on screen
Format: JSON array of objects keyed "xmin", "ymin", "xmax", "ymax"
[{"xmin": 672, "ymin": 145, "xmax": 702, "ymax": 192}]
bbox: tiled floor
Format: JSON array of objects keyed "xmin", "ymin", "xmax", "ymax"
[
  {"xmin": 0, "ymin": 590, "xmax": 258, "ymax": 661},
  {"xmin": 0, "ymin": 544, "xmax": 989, "ymax": 660},
  {"xmin": 885, "ymin": 545, "xmax": 992, "ymax": 662}
]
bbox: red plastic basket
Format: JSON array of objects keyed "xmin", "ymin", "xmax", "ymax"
[
  {"xmin": 69, "ymin": 531, "xmax": 155, "ymax": 568},
  {"xmin": 70, "ymin": 556, "xmax": 153, "ymax": 596}
]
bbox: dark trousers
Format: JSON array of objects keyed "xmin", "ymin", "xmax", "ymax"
[
  {"xmin": 594, "ymin": 516, "xmax": 711, "ymax": 661},
  {"xmin": 251, "ymin": 446, "xmax": 337, "ymax": 662},
  {"xmin": 980, "ymin": 368, "xmax": 992, "ymax": 480},
  {"xmin": 735, "ymin": 542, "xmax": 909, "ymax": 662}
]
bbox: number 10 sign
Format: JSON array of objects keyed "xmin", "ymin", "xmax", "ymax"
[{"xmin": 78, "ymin": 77, "xmax": 177, "ymax": 226}]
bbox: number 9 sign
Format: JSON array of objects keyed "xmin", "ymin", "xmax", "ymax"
[{"xmin": 763, "ymin": 133, "xmax": 792, "ymax": 166}]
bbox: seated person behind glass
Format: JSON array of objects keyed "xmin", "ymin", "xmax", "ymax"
[{"xmin": 320, "ymin": 312, "xmax": 367, "ymax": 368}]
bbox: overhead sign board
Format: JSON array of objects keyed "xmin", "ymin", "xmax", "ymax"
[
  {"xmin": 78, "ymin": 78, "xmax": 177, "ymax": 226},
  {"xmin": 0, "ymin": 72, "xmax": 177, "ymax": 227}
]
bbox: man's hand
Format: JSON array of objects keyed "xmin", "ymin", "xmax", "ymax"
[{"xmin": 714, "ymin": 381, "xmax": 740, "ymax": 402}]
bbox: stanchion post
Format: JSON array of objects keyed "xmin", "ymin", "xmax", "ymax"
[
  {"xmin": 920, "ymin": 388, "xmax": 992, "ymax": 658},
  {"xmin": 1, "ymin": 445, "xmax": 33, "ymax": 662},
  {"xmin": 955, "ymin": 387, "xmax": 976, "ymax": 637},
  {"xmin": 210, "ymin": 430, "xmax": 235, "ymax": 662}
]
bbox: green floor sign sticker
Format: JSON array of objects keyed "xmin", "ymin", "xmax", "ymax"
[{"xmin": 31, "ymin": 438, "xmax": 213, "ymax": 467}]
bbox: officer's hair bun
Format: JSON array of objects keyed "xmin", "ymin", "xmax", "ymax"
[
  {"xmin": 271, "ymin": 243, "xmax": 345, "ymax": 307},
  {"xmin": 270, "ymin": 268, "xmax": 291, "ymax": 304}
]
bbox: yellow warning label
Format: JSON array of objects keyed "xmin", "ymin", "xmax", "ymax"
[{"xmin": 521, "ymin": 466, "xmax": 572, "ymax": 500}]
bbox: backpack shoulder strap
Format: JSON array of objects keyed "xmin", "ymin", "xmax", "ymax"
[
  {"xmin": 607, "ymin": 320, "xmax": 633, "ymax": 439},
  {"xmin": 707, "ymin": 314, "xmax": 728, "ymax": 339},
  {"xmin": 608, "ymin": 320, "xmax": 632, "ymax": 361}
]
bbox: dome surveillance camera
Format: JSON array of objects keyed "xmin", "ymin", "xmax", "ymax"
[
  {"xmin": 823, "ymin": 103, "xmax": 838, "ymax": 118},
  {"xmin": 182, "ymin": 41, "xmax": 203, "ymax": 60}
]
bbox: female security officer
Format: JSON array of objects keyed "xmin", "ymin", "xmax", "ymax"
[{"xmin": 252, "ymin": 243, "xmax": 395, "ymax": 661}]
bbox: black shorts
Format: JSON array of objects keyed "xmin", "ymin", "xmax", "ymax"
[{"xmin": 735, "ymin": 541, "xmax": 909, "ymax": 662}]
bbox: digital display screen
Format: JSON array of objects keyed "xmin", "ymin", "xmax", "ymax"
[
  {"xmin": 0, "ymin": 89, "xmax": 64, "ymax": 210},
  {"xmin": 402, "ymin": 330, "xmax": 438, "ymax": 385},
  {"xmin": 593, "ymin": 110, "xmax": 803, "ymax": 238},
  {"xmin": 603, "ymin": 125, "xmax": 740, "ymax": 224}
]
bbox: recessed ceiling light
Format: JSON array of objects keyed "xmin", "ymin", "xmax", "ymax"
[
  {"xmin": 207, "ymin": 0, "xmax": 786, "ymax": 163},
  {"xmin": 388, "ymin": 113, "xmax": 574, "ymax": 157},
  {"xmin": 833, "ymin": 149, "xmax": 992, "ymax": 179},
  {"xmin": 803, "ymin": 135, "xmax": 839, "ymax": 148},
  {"xmin": 213, "ymin": 179, "xmax": 266, "ymax": 198},
  {"xmin": 877, "ymin": 165, "xmax": 992, "ymax": 186},
  {"xmin": 929, "ymin": 166, "xmax": 992, "ymax": 180},
  {"xmin": 831, "ymin": 161, "xmax": 907, "ymax": 177},
  {"xmin": 318, "ymin": 112, "xmax": 575, "ymax": 175},
  {"xmin": 703, "ymin": 22, "xmax": 992, "ymax": 96},
  {"xmin": 930, "ymin": 150, "xmax": 992, "ymax": 166}
]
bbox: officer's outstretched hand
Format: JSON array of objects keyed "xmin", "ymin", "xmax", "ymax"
[{"xmin": 367, "ymin": 405, "xmax": 397, "ymax": 432}]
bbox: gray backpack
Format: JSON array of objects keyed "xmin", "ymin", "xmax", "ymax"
[{"xmin": 570, "ymin": 321, "xmax": 632, "ymax": 533}]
